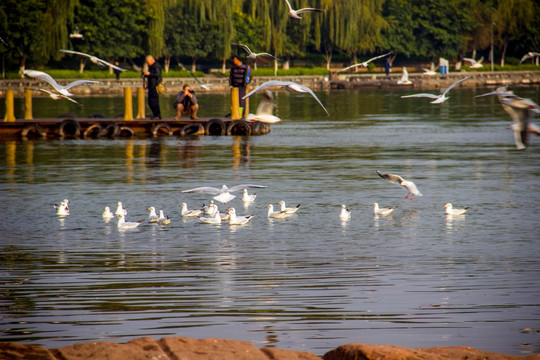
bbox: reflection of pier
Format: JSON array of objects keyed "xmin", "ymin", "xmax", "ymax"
[{"xmin": 1, "ymin": 87, "xmax": 271, "ymax": 139}]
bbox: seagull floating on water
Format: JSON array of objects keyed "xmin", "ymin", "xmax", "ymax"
[
  {"xmin": 243, "ymin": 80, "xmax": 329, "ymax": 116},
  {"xmin": 116, "ymin": 214, "xmax": 143, "ymax": 230},
  {"xmin": 146, "ymin": 207, "xmax": 159, "ymax": 223},
  {"xmin": 444, "ymin": 203, "xmax": 469, "ymax": 216},
  {"xmin": 372, "ymin": 202, "xmax": 397, "ymax": 216},
  {"xmin": 242, "ymin": 189, "xmax": 257, "ymax": 203},
  {"xmin": 337, "ymin": 52, "xmax": 392, "ymax": 73},
  {"xmin": 339, "ymin": 205, "xmax": 351, "ymax": 221},
  {"xmin": 277, "ymin": 200, "xmax": 300, "ymax": 214},
  {"xmin": 199, "ymin": 211, "xmax": 222, "ymax": 225},
  {"xmin": 227, "ymin": 208, "xmax": 255, "ymax": 225},
  {"xmin": 115, "ymin": 202, "xmax": 127, "ymax": 217},
  {"xmin": 376, "ymin": 170, "xmax": 422, "ymax": 200},
  {"xmin": 59, "ymin": 49, "xmax": 126, "ymax": 72},
  {"xmin": 182, "ymin": 184, "xmax": 268, "ymax": 204},
  {"xmin": 55, "ymin": 199, "xmax": 70, "ymax": 216},
  {"xmin": 102, "ymin": 206, "xmax": 115, "ymax": 220},
  {"xmin": 401, "ymin": 76, "xmax": 471, "ymax": 104},
  {"xmin": 179, "ymin": 202, "xmax": 203, "ymax": 217},
  {"xmin": 284, "ymin": 0, "xmax": 325, "ymax": 19},
  {"xmin": 157, "ymin": 210, "xmax": 168, "ymax": 225},
  {"xmin": 23, "ymin": 70, "xmax": 101, "ymax": 97},
  {"xmin": 266, "ymin": 204, "xmax": 288, "ymax": 219}
]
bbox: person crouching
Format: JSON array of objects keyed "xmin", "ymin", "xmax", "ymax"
[{"xmin": 174, "ymin": 84, "xmax": 199, "ymax": 120}]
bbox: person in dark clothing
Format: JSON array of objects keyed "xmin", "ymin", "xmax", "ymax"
[
  {"xmin": 174, "ymin": 84, "xmax": 199, "ymax": 120},
  {"xmin": 114, "ymin": 61, "xmax": 122, "ymax": 81},
  {"xmin": 229, "ymin": 56, "xmax": 250, "ymax": 117},
  {"xmin": 385, "ymin": 57, "xmax": 392, "ymax": 76},
  {"xmin": 143, "ymin": 55, "xmax": 162, "ymax": 120}
]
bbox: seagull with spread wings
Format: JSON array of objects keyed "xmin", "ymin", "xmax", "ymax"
[
  {"xmin": 59, "ymin": 49, "xmax": 126, "ymax": 72},
  {"xmin": 23, "ymin": 69, "xmax": 101, "ymax": 97},
  {"xmin": 39, "ymin": 89, "xmax": 81, "ymax": 105},
  {"xmin": 232, "ymin": 43, "xmax": 278, "ymax": 62},
  {"xmin": 285, "ymin": 0, "xmax": 325, "ymax": 19},
  {"xmin": 376, "ymin": 170, "xmax": 422, "ymax": 201},
  {"xmin": 401, "ymin": 76, "xmax": 471, "ymax": 104},
  {"xmin": 243, "ymin": 80, "xmax": 329, "ymax": 116},
  {"xmin": 337, "ymin": 52, "xmax": 392, "ymax": 73},
  {"xmin": 182, "ymin": 184, "xmax": 268, "ymax": 204}
]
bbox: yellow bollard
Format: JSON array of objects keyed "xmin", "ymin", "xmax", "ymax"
[
  {"xmin": 136, "ymin": 87, "xmax": 145, "ymax": 119},
  {"xmin": 124, "ymin": 87, "xmax": 133, "ymax": 121},
  {"xmin": 231, "ymin": 87, "xmax": 240, "ymax": 120},
  {"xmin": 4, "ymin": 89, "xmax": 16, "ymax": 122},
  {"xmin": 24, "ymin": 88, "xmax": 33, "ymax": 120}
]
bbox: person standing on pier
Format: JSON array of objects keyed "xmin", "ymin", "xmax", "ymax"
[
  {"xmin": 143, "ymin": 55, "xmax": 162, "ymax": 120},
  {"xmin": 229, "ymin": 55, "xmax": 250, "ymax": 117},
  {"xmin": 174, "ymin": 85, "xmax": 199, "ymax": 120}
]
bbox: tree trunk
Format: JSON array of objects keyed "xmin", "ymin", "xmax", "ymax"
[
  {"xmin": 500, "ymin": 38, "xmax": 508, "ymax": 67},
  {"xmin": 164, "ymin": 56, "xmax": 170, "ymax": 73},
  {"xmin": 324, "ymin": 47, "xmax": 332, "ymax": 70},
  {"xmin": 222, "ymin": 58, "xmax": 226, "ymax": 73},
  {"xmin": 274, "ymin": 59, "xmax": 278, "ymax": 76},
  {"xmin": 19, "ymin": 57, "xmax": 26, "ymax": 77},
  {"xmin": 283, "ymin": 59, "xmax": 290, "ymax": 70},
  {"xmin": 79, "ymin": 58, "xmax": 86, "ymax": 73},
  {"xmin": 191, "ymin": 58, "xmax": 197, "ymax": 73}
]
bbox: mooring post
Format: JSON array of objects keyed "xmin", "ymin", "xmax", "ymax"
[
  {"xmin": 231, "ymin": 87, "xmax": 240, "ymax": 120},
  {"xmin": 3, "ymin": 89, "xmax": 15, "ymax": 122},
  {"xmin": 124, "ymin": 87, "xmax": 133, "ymax": 121},
  {"xmin": 24, "ymin": 88, "xmax": 33, "ymax": 120},
  {"xmin": 136, "ymin": 87, "xmax": 145, "ymax": 119}
]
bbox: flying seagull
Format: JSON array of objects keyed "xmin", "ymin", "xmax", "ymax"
[
  {"xmin": 243, "ymin": 80, "xmax": 329, "ymax": 116},
  {"xmin": 401, "ymin": 75, "xmax": 471, "ymax": 104},
  {"xmin": 232, "ymin": 43, "xmax": 278, "ymax": 61},
  {"xmin": 245, "ymin": 90, "xmax": 282, "ymax": 123},
  {"xmin": 23, "ymin": 69, "xmax": 101, "ymax": 97},
  {"xmin": 520, "ymin": 52, "xmax": 539, "ymax": 64},
  {"xmin": 463, "ymin": 56, "xmax": 484, "ymax": 69},
  {"xmin": 39, "ymin": 89, "xmax": 81, "ymax": 105},
  {"xmin": 185, "ymin": 68, "xmax": 217, "ymax": 90},
  {"xmin": 376, "ymin": 170, "xmax": 422, "ymax": 200},
  {"xmin": 59, "ymin": 49, "xmax": 126, "ymax": 72},
  {"xmin": 397, "ymin": 67, "xmax": 412, "ymax": 85},
  {"xmin": 285, "ymin": 0, "xmax": 325, "ymax": 19},
  {"xmin": 476, "ymin": 87, "xmax": 539, "ymax": 150},
  {"xmin": 182, "ymin": 184, "xmax": 268, "ymax": 204},
  {"xmin": 337, "ymin": 52, "xmax": 392, "ymax": 73}
]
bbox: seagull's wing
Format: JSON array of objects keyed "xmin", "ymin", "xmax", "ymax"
[
  {"xmin": 95, "ymin": 58, "xmax": 126, "ymax": 72},
  {"xmin": 228, "ymin": 184, "xmax": 268, "ymax": 193},
  {"xmin": 400, "ymin": 68, "xmax": 408, "ymax": 82},
  {"xmin": 23, "ymin": 70, "xmax": 61, "ymax": 91},
  {"xmin": 64, "ymin": 79, "xmax": 101, "ymax": 90},
  {"xmin": 337, "ymin": 63, "xmax": 361, "ymax": 73},
  {"xmin": 442, "ymin": 75, "xmax": 471, "ymax": 96},
  {"xmin": 296, "ymin": 8, "xmax": 325, "ymax": 14},
  {"xmin": 475, "ymin": 91, "xmax": 518, "ymax": 98},
  {"xmin": 181, "ymin": 186, "xmax": 222, "ymax": 194},
  {"xmin": 376, "ymin": 170, "xmax": 404, "ymax": 185},
  {"xmin": 401, "ymin": 93, "xmax": 439, "ymax": 99},
  {"xmin": 463, "ymin": 57, "xmax": 476, "ymax": 65},
  {"xmin": 256, "ymin": 90, "xmax": 275, "ymax": 115},
  {"xmin": 294, "ymin": 84, "xmax": 330, "ymax": 115},
  {"xmin": 59, "ymin": 49, "xmax": 91, "ymax": 58},
  {"xmin": 242, "ymin": 80, "xmax": 292, "ymax": 99},
  {"xmin": 364, "ymin": 52, "xmax": 392, "ymax": 64},
  {"xmin": 284, "ymin": 0, "xmax": 294, "ymax": 12},
  {"xmin": 231, "ymin": 43, "xmax": 253, "ymax": 56},
  {"xmin": 255, "ymin": 52, "xmax": 279, "ymax": 61}
]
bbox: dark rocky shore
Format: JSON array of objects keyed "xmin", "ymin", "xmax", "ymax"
[{"xmin": 1, "ymin": 337, "xmax": 539, "ymax": 360}]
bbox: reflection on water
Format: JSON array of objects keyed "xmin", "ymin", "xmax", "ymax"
[{"xmin": 0, "ymin": 88, "xmax": 539, "ymax": 356}]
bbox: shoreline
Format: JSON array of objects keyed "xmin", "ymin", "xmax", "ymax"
[{"xmin": 1, "ymin": 337, "xmax": 539, "ymax": 359}]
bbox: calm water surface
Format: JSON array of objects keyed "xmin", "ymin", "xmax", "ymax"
[{"xmin": 1, "ymin": 87, "xmax": 539, "ymax": 356}]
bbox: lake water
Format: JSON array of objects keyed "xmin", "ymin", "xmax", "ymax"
[{"xmin": 1, "ymin": 86, "xmax": 539, "ymax": 356}]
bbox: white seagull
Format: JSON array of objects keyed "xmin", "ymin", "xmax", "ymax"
[
  {"xmin": 520, "ymin": 52, "xmax": 540, "ymax": 64},
  {"xmin": 376, "ymin": 170, "xmax": 422, "ymax": 200},
  {"xmin": 284, "ymin": 0, "xmax": 325, "ymax": 19},
  {"xmin": 339, "ymin": 205, "xmax": 351, "ymax": 221},
  {"xmin": 39, "ymin": 89, "xmax": 81, "ymax": 105},
  {"xmin": 54, "ymin": 199, "xmax": 70, "ymax": 216},
  {"xmin": 59, "ymin": 49, "xmax": 126, "ymax": 72},
  {"xmin": 476, "ymin": 88, "xmax": 539, "ymax": 150},
  {"xmin": 266, "ymin": 204, "xmax": 288, "ymax": 219},
  {"xmin": 186, "ymin": 69, "xmax": 217, "ymax": 90},
  {"xmin": 227, "ymin": 208, "xmax": 255, "ymax": 225},
  {"xmin": 444, "ymin": 203, "xmax": 469, "ymax": 216},
  {"xmin": 277, "ymin": 200, "xmax": 300, "ymax": 214},
  {"xmin": 463, "ymin": 56, "xmax": 484, "ymax": 69},
  {"xmin": 401, "ymin": 75, "xmax": 471, "ymax": 104},
  {"xmin": 397, "ymin": 67, "xmax": 412, "ymax": 85},
  {"xmin": 422, "ymin": 67, "xmax": 438, "ymax": 76},
  {"xmin": 245, "ymin": 90, "xmax": 282, "ymax": 124},
  {"xmin": 179, "ymin": 202, "xmax": 203, "ymax": 217},
  {"xmin": 23, "ymin": 69, "xmax": 101, "ymax": 97},
  {"xmin": 115, "ymin": 202, "xmax": 127, "ymax": 217},
  {"xmin": 146, "ymin": 207, "xmax": 159, "ymax": 223},
  {"xmin": 243, "ymin": 80, "xmax": 329, "ymax": 116},
  {"xmin": 102, "ymin": 206, "xmax": 115, "ymax": 220},
  {"xmin": 157, "ymin": 210, "xmax": 168, "ymax": 224},
  {"xmin": 232, "ymin": 43, "xmax": 278, "ymax": 61},
  {"xmin": 116, "ymin": 214, "xmax": 143, "ymax": 230},
  {"xmin": 182, "ymin": 184, "xmax": 268, "ymax": 204},
  {"xmin": 199, "ymin": 211, "xmax": 222, "ymax": 225},
  {"xmin": 337, "ymin": 52, "xmax": 392, "ymax": 73},
  {"xmin": 372, "ymin": 202, "xmax": 397, "ymax": 216},
  {"xmin": 242, "ymin": 189, "xmax": 257, "ymax": 203}
]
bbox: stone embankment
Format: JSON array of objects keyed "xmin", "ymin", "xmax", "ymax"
[
  {"xmin": 1, "ymin": 337, "xmax": 539, "ymax": 360},
  {"xmin": 1, "ymin": 70, "xmax": 539, "ymax": 97}
]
